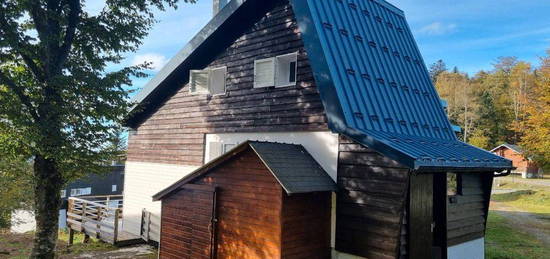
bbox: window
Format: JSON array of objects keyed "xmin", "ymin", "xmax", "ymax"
[
  {"xmin": 447, "ymin": 173, "xmax": 462, "ymax": 196},
  {"xmin": 60, "ymin": 190, "xmax": 66, "ymax": 198},
  {"xmin": 254, "ymin": 52, "xmax": 298, "ymax": 88},
  {"xmin": 70, "ymin": 187, "xmax": 92, "ymax": 197},
  {"xmin": 275, "ymin": 53, "xmax": 298, "ymax": 87},
  {"xmin": 190, "ymin": 70, "xmax": 209, "ymax": 94},
  {"xmin": 112, "ymin": 185, "xmax": 117, "ymax": 192},
  {"xmin": 207, "ymin": 141, "xmax": 237, "ymax": 162},
  {"xmin": 189, "ymin": 66, "xmax": 227, "ymax": 95},
  {"xmin": 254, "ymin": 58, "xmax": 276, "ymax": 88},
  {"xmin": 223, "ymin": 143, "xmax": 236, "ymax": 153}
]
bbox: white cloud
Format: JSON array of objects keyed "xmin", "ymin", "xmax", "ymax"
[
  {"xmin": 418, "ymin": 22, "xmax": 457, "ymax": 35},
  {"xmin": 131, "ymin": 53, "xmax": 167, "ymax": 71}
]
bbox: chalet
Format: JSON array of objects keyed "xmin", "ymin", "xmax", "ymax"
[
  {"xmin": 123, "ymin": 0, "xmax": 513, "ymax": 258},
  {"xmin": 491, "ymin": 143, "xmax": 542, "ymax": 178}
]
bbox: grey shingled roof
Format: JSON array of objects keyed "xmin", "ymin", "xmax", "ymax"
[
  {"xmin": 248, "ymin": 142, "xmax": 337, "ymax": 194},
  {"xmin": 153, "ymin": 141, "xmax": 336, "ymax": 200}
]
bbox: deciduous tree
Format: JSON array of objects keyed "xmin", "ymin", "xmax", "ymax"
[
  {"xmin": 520, "ymin": 51, "xmax": 550, "ymax": 170},
  {"xmin": 0, "ymin": 0, "xmax": 192, "ymax": 257}
]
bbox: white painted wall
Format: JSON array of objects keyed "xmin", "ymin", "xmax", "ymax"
[
  {"xmin": 205, "ymin": 131, "xmax": 339, "ymax": 180},
  {"xmin": 10, "ymin": 209, "xmax": 67, "ymax": 233},
  {"xmin": 448, "ymin": 238, "xmax": 485, "ymax": 259},
  {"xmin": 10, "ymin": 210, "xmax": 35, "ymax": 233},
  {"xmin": 123, "ymin": 161, "xmax": 198, "ymax": 241}
]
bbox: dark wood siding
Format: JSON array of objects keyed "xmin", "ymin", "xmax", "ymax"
[
  {"xmin": 192, "ymin": 149, "xmax": 283, "ymax": 259},
  {"xmin": 281, "ymin": 192, "xmax": 332, "ymax": 259},
  {"xmin": 127, "ymin": 0, "xmax": 328, "ymax": 166},
  {"xmin": 336, "ymin": 136, "xmax": 410, "ymax": 259},
  {"xmin": 447, "ymin": 173, "xmax": 493, "ymax": 246},
  {"xmin": 159, "ymin": 185, "xmax": 215, "ymax": 259}
]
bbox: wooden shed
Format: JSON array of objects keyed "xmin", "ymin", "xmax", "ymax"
[{"xmin": 152, "ymin": 141, "xmax": 337, "ymax": 259}]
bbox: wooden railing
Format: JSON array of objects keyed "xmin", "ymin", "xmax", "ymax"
[{"xmin": 67, "ymin": 195, "xmax": 123, "ymax": 244}]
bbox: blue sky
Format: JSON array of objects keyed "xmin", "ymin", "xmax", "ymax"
[{"xmin": 98, "ymin": 0, "xmax": 550, "ymax": 92}]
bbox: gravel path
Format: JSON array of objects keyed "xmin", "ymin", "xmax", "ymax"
[{"xmin": 490, "ymin": 201, "xmax": 550, "ymax": 246}]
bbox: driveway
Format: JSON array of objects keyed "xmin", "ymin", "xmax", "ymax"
[{"xmin": 490, "ymin": 201, "xmax": 550, "ymax": 246}]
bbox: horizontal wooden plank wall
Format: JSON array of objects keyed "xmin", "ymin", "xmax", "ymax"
[
  {"xmin": 159, "ymin": 187, "xmax": 214, "ymax": 259},
  {"xmin": 336, "ymin": 136, "xmax": 410, "ymax": 259},
  {"xmin": 447, "ymin": 173, "xmax": 492, "ymax": 246},
  {"xmin": 281, "ymin": 192, "xmax": 332, "ymax": 259},
  {"xmin": 127, "ymin": 0, "xmax": 328, "ymax": 166},
  {"xmin": 192, "ymin": 149, "xmax": 283, "ymax": 259}
]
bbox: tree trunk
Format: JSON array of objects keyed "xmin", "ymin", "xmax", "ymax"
[{"xmin": 31, "ymin": 155, "xmax": 63, "ymax": 259}]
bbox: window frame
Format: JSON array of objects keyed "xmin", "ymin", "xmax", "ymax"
[
  {"xmin": 275, "ymin": 52, "xmax": 298, "ymax": 88},
  {"xmin": 189, "ymin": 67, "xmax": 228, "ymax": 95}
]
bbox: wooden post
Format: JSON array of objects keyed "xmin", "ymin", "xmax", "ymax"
[
  {"xmin": 113, "ymin": 209, "xmax": 120, "ymax": 243},
  {"xmin": 68, "ymin": 228, "xmax": 74, "ymax": 246},
  {"xmin": 96, "ymin": 206, "xmax": 102, "ymax": 239},
  {"xmin": 82, "ymin": 201, "xmax": 90, "ymax": 243}
]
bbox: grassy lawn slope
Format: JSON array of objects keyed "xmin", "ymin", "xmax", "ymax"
[{"xmin": 486, "ymin": 213, "xmax": 547, "ymax": 259}]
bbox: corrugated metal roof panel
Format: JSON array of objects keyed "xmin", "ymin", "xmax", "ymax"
[
  {"xmin": 249, "ymin": 141, "xmax": 338, "ymax": 194},
  {"xmin": 293, "ymin": 0, "xmax": 513, "ymax": 170},
  {"xmin": 307, "ymin": 0, "xmax": 454, "ymax": 139}
]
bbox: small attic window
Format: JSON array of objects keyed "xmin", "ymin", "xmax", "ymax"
[
  {"xmin": 254, "ymin": 52, "xmax": 297, "ymax": 88},
  {"xmin": 189, "ymin": 66, "xmax": 227, "ymax": 95},
  {"xmin": 254, "ymin": 58, "xmax": 275, "ymax": 88},
  {"xmin": 190, "ymin": 70, "xmax": 209, "ymax": 94},
  {"xmin": 275, "ymin": 52, "xmax": 297, "ymax": 87}
]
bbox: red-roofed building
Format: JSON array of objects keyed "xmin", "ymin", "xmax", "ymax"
[{"xmin": 491, "ymin": 143, "xmax": 542, "ymax": 178}]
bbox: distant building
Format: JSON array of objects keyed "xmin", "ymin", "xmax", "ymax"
[
  {"xmin": 10, "ymin": 164, "xmax": 124, "ymax": 233},
  {"xmin": 491, "ymin": 143, "xmax": 542, "ymax": 178}
]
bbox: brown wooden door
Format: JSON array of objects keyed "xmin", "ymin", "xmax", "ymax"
[
  {"xmin": 184, "ymin": 184, "xmax": 217, "ymax": 259},
  {"xmin": 159, "ymin": 184, "xmax": 217, "ymax": 259}
]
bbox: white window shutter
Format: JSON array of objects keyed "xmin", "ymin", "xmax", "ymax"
[
  {"xmin": 254, "ymin": 58, "xmax": 275, "ymax": 88},
  {"xmin": 209, "ymin": 67, "xmax": 227, "ymax": 95},
  {"xmin": 190, "ymin": 70, "xmax": 209, "ymax": 94}
]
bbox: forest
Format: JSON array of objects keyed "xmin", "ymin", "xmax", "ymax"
[{"xmin": 430, "ymin": 51, "xmax": 550, "ymax": 170}]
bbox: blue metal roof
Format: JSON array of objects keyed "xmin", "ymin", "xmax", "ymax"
[
  {"xmin": 127, "ymin": 0, "xmax": 512, "ymax": 171},
  {"xmin": 290, "ymin": 0, "xmax": 512, "ymax": 171}
]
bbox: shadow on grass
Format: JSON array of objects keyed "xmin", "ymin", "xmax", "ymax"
[{"xmin": 491, "ymin": 190, "xmax": 536, "ymax": 202}]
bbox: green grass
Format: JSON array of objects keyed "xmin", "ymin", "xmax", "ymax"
[
  {"xmin": 485, "ymin": 212, "xmax": 548, "ymax": 259},
  {"xmin": 0, "ymin": 230, "xmax": 114, "ymax": 258},
  {"xmin": 492, "ymin": 182, "xmax": 550, "ymax": 214},
  {"xmin": 57, "ymin": 230, "xmax": 115, "ymax": 255}
]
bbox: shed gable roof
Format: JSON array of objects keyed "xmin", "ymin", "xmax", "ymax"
[
  {"xmin": 153, "ymin": 141, "xmax": 337, "ymax": 200},
  {"xmin": 490, "ymin": 143, "xmax": 523, "ymax": 154},
  {"xmin": 128, "ymin": 0, "xmax": 512, "ymax": 171}
]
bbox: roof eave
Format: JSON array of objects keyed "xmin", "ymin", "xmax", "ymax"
[{"xmin": 125, "ymin": 0, "xmax": 249, "ymax": 127}]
